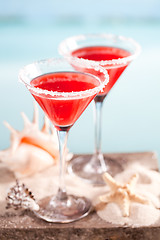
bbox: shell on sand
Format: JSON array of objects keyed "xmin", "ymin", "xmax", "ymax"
[{"xmin": 0, "ymin": 103, "xmax": 72, "ymax": 178}]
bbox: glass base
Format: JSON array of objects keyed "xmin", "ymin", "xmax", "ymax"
[
  {"xmin": 34, "ymin": 194, "xmax": 91, "ymax": 223},
  {"xmin": 68, "ymin": 154, "xmax": 123, "ymax": 185}
]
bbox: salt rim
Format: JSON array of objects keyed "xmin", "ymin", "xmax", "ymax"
[
  {"xmin": 19, "ymin": 58, "xmax": 109, "ymax": 99},
  {"xmin": 58, "ymin": 33, "xmax": 141, "ymax": 67}
]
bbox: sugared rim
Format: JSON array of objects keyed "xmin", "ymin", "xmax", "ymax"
[
  {"xmin": 19, "ymin": 57, "xmax": 109, "ymax": 99},
  {"xmin": 59, "ymin": 33, "xmax": 141, "ymax": 67}
]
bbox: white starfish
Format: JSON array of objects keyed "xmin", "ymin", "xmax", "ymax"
[{"xmin": 98, "ymin": 172, "xmax": 149, "ymax": 217}]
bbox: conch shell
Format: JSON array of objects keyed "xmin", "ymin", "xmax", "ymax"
[{"xmin": 0, "ymin": 103, "xmax": 72, "ymax": 178}]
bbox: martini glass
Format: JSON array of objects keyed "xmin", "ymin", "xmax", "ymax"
[
  {"xmin": 19, "ymin": 58, "xmax": 108, "ymax": 223},
  {"xmin": 59, "ymin": 33, "xmax": 141, "ymax": 185}
]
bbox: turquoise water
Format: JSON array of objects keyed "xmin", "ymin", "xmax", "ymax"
[{"xmin": 0, "ymin": 19, "xmax": 160, "ymax": 167}]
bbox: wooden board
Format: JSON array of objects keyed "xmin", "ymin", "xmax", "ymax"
[{"xmin": 0, "ymin": 152, "xmax": 160, "ymax": 240}]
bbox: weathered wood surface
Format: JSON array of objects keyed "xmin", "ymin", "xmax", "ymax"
[{"xmin": 0, "ymin": 152, "xmax": 160, "ymax": 240}]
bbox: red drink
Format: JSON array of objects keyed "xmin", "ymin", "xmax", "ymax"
[
  {"xmin": 30, "ymin": 72, "xmax": 100, "ymax": 130},
  {"xmin": 72, "ymin": 46, "xmax": 131, "ymax": 101}
]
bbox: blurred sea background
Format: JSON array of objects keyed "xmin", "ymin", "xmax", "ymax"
[{"xmin": 0, "ymin": 0, "xmax": 160, "ymax": 166}]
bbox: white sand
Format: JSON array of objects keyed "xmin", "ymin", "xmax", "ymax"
[{"xmin": 0, "ymin": 161, "xmax": 160, "ymax": 227}]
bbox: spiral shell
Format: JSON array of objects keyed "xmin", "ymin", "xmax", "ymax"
[{"xmin": 0, "ymin": 103, "xmax": 72, "ymax": 178}]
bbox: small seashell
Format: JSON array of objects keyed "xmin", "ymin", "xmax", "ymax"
[{"xmin": 6, "ymin": 179, "xmax": 39, "ymax": 211}]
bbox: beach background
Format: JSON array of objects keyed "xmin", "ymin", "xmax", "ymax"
[{"xmin": 0, "ymin": 0, "xmax": 160, "ymax": 166}]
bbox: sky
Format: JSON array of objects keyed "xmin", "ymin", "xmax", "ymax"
[{"xmin": 0, "ymin": 0, "xmax": 160, "ymax": 23}]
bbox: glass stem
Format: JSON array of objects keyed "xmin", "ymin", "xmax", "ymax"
[
  {"xmin": 93, "ymin": 100, "xmax": 107, "ymax": 172},
  {"xmin": 56, "ymin": 130, "xmax": 68, "ymax": 201}
]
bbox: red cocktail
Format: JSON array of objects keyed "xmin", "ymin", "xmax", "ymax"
[
  {"xmin": 72, "ymin": 46, "xmax": 130, "ymax": 101},
  {"xmin": 19, "ymin": 58, "xmax": 108, "ymax": 222},
  {"xmin": 59, "ymin": 34, "xmax": 141, "ymax": 185},
  {"xmin": 31, "ymin": 72, "xmax": 100, "ymax": 130}
]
